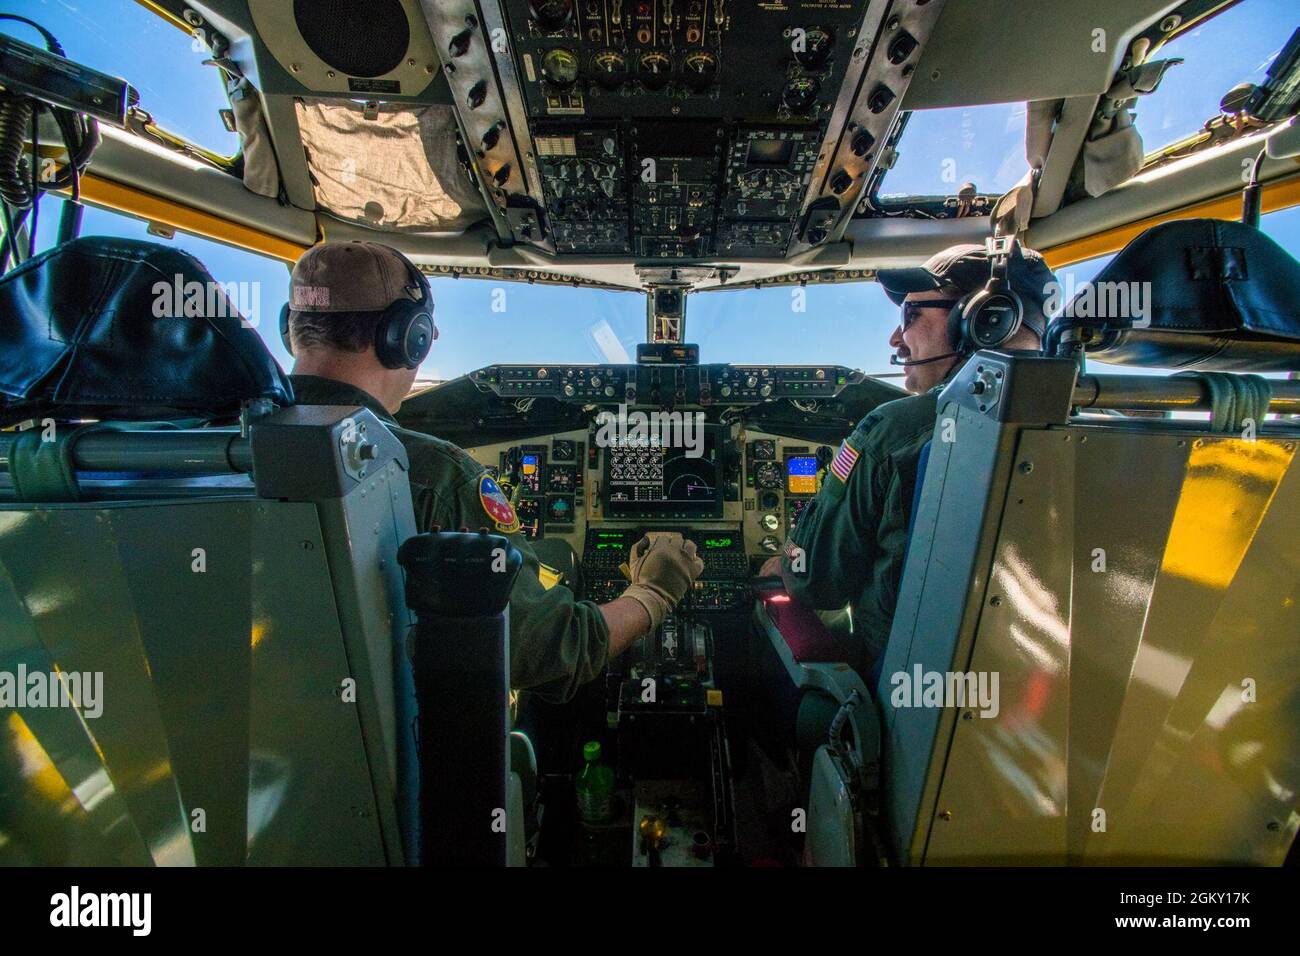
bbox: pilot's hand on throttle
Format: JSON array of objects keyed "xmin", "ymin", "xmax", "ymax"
[{"xmin": 621, "ymin": 532, "xmax": 706, "ymax": 629}]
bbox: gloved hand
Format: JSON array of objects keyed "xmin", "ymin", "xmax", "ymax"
[{"xmin": 620, "ymin": 532, "xmax": 706, "ymax": 629}]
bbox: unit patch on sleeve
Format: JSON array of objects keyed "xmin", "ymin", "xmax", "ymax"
[{"xmin": 478, "ymin": 474, "xmax": 521, "ymax": 533}]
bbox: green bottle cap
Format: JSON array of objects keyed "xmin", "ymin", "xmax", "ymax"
[{"xmin": 583, "ymin": 741, "xmax": 602, "ymax": 763}]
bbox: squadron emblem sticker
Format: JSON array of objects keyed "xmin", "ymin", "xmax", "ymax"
[{"xmin": 479, "ymin": 474, "xmax": 521, "ymax": 533}]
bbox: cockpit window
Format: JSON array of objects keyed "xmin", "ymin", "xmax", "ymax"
[
  {"xmin": 689, "ymin": 282, "xmax": 902, "ymax": 379},
  {"xmin": 875, "ymin": 102, "xmax": 1028, "ymax": 201},
  {"xmin": 1135, "ymin": 0, "xmax": 1293, "ymax": 151},
  {"xmin": 414, "ymin": 281, "xmax": 644, "ymax": 386},
  {"xmin": 7, "ymin": 0, "xmax": 239, "ymax": 156}
]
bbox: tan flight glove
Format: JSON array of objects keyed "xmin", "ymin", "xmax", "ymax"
[{"xmin": 621, "ymin": 532, "xmax": 706, "ymax": 629}]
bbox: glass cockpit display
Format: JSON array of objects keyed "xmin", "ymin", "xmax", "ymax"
[
  {"xmin": 786, "ymin": 455, "xmax": 818, "ymax": 495},
  {"xmin": 603, "ymin": 426, "xmax": 722, "ymax": 518}
]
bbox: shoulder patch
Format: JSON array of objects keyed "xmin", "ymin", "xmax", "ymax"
[
  {"xmin": 829, "ymin": 439, "xmax": 861, "ymax": 483},
  {"xmin": 478, "ymin": 474, "xmax": 520, "ymax": 533}
]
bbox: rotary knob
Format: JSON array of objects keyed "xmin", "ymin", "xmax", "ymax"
[
  {"xmin": 761, "ymin": 513, "xmax": 780, "ymax": 532},
  {"xmin": 759, "ymin": 383, "xmax": 773, "ymax": 398}
]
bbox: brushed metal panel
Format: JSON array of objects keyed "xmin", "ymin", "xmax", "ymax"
[{"xmin": 924, "ymin": 427, "xmax": 1299, "ymax": 864}]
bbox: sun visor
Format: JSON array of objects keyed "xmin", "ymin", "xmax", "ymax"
[{"xmin": 294, "ymin": 99, "xmax": 487, "ymax": 232}]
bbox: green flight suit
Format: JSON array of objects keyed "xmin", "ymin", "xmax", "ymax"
[
  {"xmin": 290, "ymin": 374, "xmax": 609, "ymax": 702},
  {"xmin": 779, "ymin": 387, "xmax": 941, "ymax": 674}
]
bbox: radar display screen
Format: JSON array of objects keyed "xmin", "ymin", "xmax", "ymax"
[
  {"xmin": 603, "ymin": 426, "xmax": 722, "ymax": 518},
  {"xmin": 787, "ymin": 455, "xmax": 818, "ymax": 495}
]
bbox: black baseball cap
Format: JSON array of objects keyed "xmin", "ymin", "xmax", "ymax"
[{"xmin": 877, "ymin": 242, "xmax": 1057, "ymax": 329}]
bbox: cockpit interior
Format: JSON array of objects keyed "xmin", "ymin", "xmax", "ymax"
[{"xmin": 1, "ymin": 0, "xmax": 1299, "ymax": 879}]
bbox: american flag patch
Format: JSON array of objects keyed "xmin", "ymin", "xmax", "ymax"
[{"xmin": 830, "ymin": 440, "xmax": 860, "ymax": 483}]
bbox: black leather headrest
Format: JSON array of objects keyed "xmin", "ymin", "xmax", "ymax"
[
  {"xmin": 1054, "ymin": 218, "xmax": 1300, "ymax": 371},
  {"xmin": 0, "ymin": 236, "xmax": 292, "ymax": 422}
]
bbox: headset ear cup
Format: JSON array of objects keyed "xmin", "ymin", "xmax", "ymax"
[
  {"xmin": 964, "ymin": 288, "xmax": 1024, "ymax": 350},
  {"xmin": 947, "ymin": 301, "xmax": 967, "ymax": 353},
  {"xmin": 373, "ymin": 259, "xmax": 434, "ymax": 369},
  {"xmin": 375, "ymin": 303, "xmax": 434, "ymax": 370},
  {"xmin": 406, "ymin": 312, "xmax": 434, "ymax": 367},
  {"xmin": 280, "ymin": 302, "xmax": 294, "ymax": 356},
  {"xmin": 374, "ymin": 301, "xmax": 405, "ymax": 370}
]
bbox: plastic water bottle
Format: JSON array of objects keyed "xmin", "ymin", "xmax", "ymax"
[{"xmin": 575, "ymin": 740, "xmax": 614, "ymax": 824}]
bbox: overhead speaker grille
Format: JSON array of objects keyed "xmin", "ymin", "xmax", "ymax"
[{"xmin": 292, "ymin": 0, "xmax": 410, "ymax": 79}]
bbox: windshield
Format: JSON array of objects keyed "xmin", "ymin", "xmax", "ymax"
[
  {"xmin": 424, "ymin": 280, "xmax": 903, "ymax": 384},
  {"xmin": 690, "ymin": 284, "xmax": 901, "ymax": 376},
  {"xmin": 880, "ymin": 102, "xmax": 1028, "ymax": 200},
  {"xmin": 1136, "ymin": 0, "xmax": 1296, "ymax": 150}
]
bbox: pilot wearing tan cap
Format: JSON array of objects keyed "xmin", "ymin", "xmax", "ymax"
[{"xmin": 281, "ymin": 241, "xmax": 703, "ymax": 703}]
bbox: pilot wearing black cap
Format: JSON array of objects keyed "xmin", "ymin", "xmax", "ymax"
[{"xmin": 761, "ymin": 240, "xmax": 1058, "ymax": 676}]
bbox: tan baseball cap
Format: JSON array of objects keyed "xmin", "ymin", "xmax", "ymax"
[{"xmin": 288, "ymin": 241, "xmax": 425, "ymax": 314}]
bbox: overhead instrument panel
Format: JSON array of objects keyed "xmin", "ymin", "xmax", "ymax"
[{"xmin": 493, "ymin": 0, "xmax": 884, "ymax": 259}]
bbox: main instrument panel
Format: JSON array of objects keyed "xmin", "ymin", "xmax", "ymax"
[
  {"xmin": 464, "ymin": 421, "xmax": 835, "ymax": 576},
  {"xmin": 407, "ymin": 359, "xmax": 902, "ymax": 597}
]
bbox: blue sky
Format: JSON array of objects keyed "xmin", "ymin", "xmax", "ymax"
[{"xmin": 10, "ymin": 0, "xmax": 1300, "ymax": 381}]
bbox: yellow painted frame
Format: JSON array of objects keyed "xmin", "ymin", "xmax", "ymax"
[
  {"xmin": 1041, "ymin": 174, "xmax": 1300, "ymax": 268},
  {"xmin": 67, "ymin": 174, "xmax": 311, "ymax": 263}
]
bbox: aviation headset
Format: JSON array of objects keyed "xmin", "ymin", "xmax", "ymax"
[
  {"xmin": 946, "ymin": 233, "xmax": 1025, "ymax": 356},
  {"xmin": 280, "ymin": 255, "xmax": 436, "ymax": 371}
]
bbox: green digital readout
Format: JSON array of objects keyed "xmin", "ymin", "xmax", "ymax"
[{"xmin": 703, "ymin": 537, "xmax": 733, "ymax": 549}]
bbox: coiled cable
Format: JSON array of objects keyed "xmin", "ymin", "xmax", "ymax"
[{"xmin": 0, "ymin": 14, "xmax": 101, "ymax": 267}]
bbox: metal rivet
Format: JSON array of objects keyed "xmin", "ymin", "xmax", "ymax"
[
  {"xmin": 1018, "ymin": 461, "xmax": 1033, "ymax": 474},
  {"xmin": 989, "ymin": 595, "xmax": 1002, "ymax": 607},
  {"xmin": 939, "ymin": 810, "xmax": 953, "ymax": 821}
]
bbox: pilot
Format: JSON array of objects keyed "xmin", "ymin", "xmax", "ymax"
[
  {"xmin": 282, "ymin": 241, "xmax": 704, "ymax": 702},
  {"xmin": 761, "ymin": 240, "xmax": 1057, "ymax": 675}
]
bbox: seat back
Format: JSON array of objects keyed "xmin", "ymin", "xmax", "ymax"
[
  {"xmin": 878, "ymin": 350, "xmax": 1300, "ymax": 865},
  {"xmin": 0, "ymin": 240, "xmax": 420, "ymax": 864},
  {"xmin": 0, "ymin": 407, "xmax": 419, "ymax": 865}
]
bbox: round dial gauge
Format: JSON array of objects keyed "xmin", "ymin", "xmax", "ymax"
[
  {"xmin": 682, "ymin": 50, "xmax": 719, "ymax": 90},
  {"xmin": 754, "ymin": 461, "xmax": 783, "ymax": 490},
  {"xmin": 637, "ymin": 51, "xmax": 673, "ymax": 90},
  {"xmin": 591, "ymin": 49, "xmax": 628, "ymax": 88},
  {"xmin": 541, "ymin": 48, "xmax": 580, "ymax": 87},
  {"xmin": 781, "ymin": 76, "xmax": 820, "ymax": 113},
  {"xmin": 794, "ymin": 27, "xmax": 834, "ymax": 69}
]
